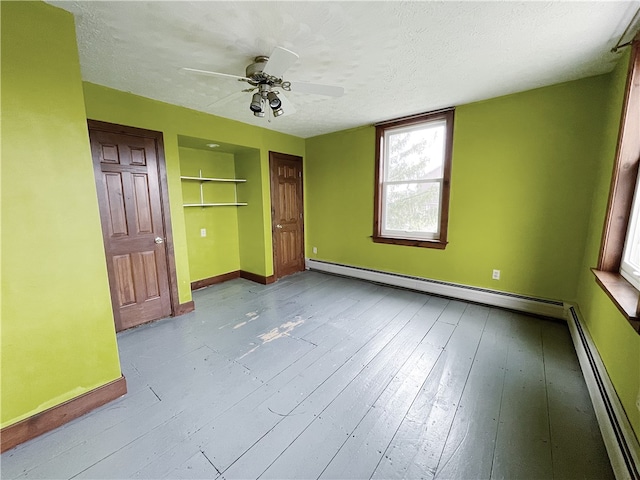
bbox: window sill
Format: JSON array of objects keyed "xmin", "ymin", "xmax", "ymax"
[
  {"xmin": 592, "ymin": 269, "xmax": 640, "ymax": 333},
  {"xmin": 372, "ymin": 235, "xmax": 447, "ymax": 250}
]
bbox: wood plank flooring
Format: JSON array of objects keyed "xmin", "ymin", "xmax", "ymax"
[{"xmin": 2, "ymin": 271, "xmax": 613, "ymax": 479}]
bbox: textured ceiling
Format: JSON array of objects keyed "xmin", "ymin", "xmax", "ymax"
[{"xmin": 49, "ymin": 1, "xmax": 640, "ymax": 139}]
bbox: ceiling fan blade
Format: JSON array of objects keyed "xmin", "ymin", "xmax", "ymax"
[
  {"xmin": 207, "ymin": 90, "xmax": 247, "ymax": 109},
  {"xmin": 276, "ymin": 92, "xmax": 296, "ymax": 117},
  {"xmin": 181, "ymin": 67, "xmax": 251, "ymax": 82},
  {"xmin": 263, "ymin": 47, "xmax": 299, "ymax": 78},
  {"xmin": 289, "ymin": 81, "xmax": 344, "ymax": 97}
]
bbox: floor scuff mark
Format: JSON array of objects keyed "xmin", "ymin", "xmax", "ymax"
[
  {"xmin": 237, "ymin": 317, "xmax": 306, "ymax": 360},
  {"xmin": 267, "ymin": 406, "xmax": 306, "ymax": 417},
  {"xmin": 258, "ymin": 317, "xmax": 305, "ymax": 344}
]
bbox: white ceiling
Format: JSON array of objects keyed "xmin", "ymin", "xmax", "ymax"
[{"xmin": 49, "ymin": 1, "xmax": 640, "ymax": 139}]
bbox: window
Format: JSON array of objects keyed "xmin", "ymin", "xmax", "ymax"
[
  {"xmin": 373, "ymin": 109, "xmax": 454, "ymax": 249},
  {"xmin": 594, "ymin": 34, "xmax": 640, "ymax": 332},
  {"xmin": 621, "ymin": 174, "xmax": 640, "ymax": 290}
]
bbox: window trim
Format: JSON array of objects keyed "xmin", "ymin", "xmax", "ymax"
[
  {"xmin": 620, "ymin": 171, "xmax": 640, "ymax": 290},
  {"xmin": 593, "ymin": 33, "xmax": 640, "ymax": 333},
  {"xmin": 373, "ymin": 108, "xmax": 455, "ymax": 249}
]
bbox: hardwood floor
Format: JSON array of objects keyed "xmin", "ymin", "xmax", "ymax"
[{"xmin": 2, "ymin": 271, "xmax": 613, "ymax": 479}]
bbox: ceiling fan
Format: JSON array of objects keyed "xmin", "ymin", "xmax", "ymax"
[{"xmin": 182, "ymin": 46, "xmax": 344, "ymax": 118}]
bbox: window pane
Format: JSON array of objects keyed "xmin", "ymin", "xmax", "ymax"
[
  {"xmin": 624, "ymin": 221, "xmax": 640, "ymax": 271},
  {"xmin": 385, "ymin": 122, "xmax": 446, "ymax": 182},
  {"xmin": 621, "ymin": 175, "xmax": 640, "ymax": 289},
  {"xmin": 384, "ymin": 181, "xmax": 441, "ymax": 235}
]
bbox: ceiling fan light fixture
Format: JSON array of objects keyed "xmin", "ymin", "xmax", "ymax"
[
  {"xmin": 249, "ymin": 93, "xmax": 263, "ymax": 113},
  {"xmin": 253, "ymin": 110, "xmax": 265, "ymax": 117},
  {"xmin": 267, "ymin": 91, "xmax": 281, "ymax": 109},
  {"xmin": 272, "ymin": 107, "xmax": 284, "ymax": 117}
]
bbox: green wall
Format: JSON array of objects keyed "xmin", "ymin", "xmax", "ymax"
[
  {"xmin": 3, "ymin": 0, "xmax": 637, "ymax": 446},
  {"xmin": 235, "ymin": 150, "xmax": 268, "ymax": 275},
  {"xmin": 306, "ymin": 76, "xmax": 608, "ymax": 301},
  {"xmin": 576, "ymin": 51, "xmax": 640, "ymax": 438},
  {"xmin": 1, "ymin": 1, "xmax": 122, "ymax": 427},
  {"xmin": 179, "ymin": 147, "xmax": 241, "ymax": 282},
  {"xmin": 82, "ymin": 83, "xmax": 306, "ymax": 291}
]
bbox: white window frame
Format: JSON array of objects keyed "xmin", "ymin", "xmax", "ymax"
[{"xmin": 380, "ymin": 121, "xmax": 446, "ymax": 241}]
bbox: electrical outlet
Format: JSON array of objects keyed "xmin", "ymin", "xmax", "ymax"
[
  {"xmin": 200, "ymin": 228, "xmax": 207, "ymax": 237},
  {"xmin": 313, "ymin": 247, "xmax": 317, "ymax": 254},
  {"xmin": 492, "ymin": 269, "xmax": 500, "ymax": 280}
]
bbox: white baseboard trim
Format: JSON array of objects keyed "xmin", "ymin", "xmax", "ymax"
[
  {"xmin": 306, "ymin": 259, "xmax": 566, "ymax": 319},
  {"xmin": 566, "ymin": 305, "xmax": 640, "ymax": 480}
]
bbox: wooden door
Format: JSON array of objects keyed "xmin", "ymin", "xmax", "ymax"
[
  {"xmin": 89, "ymin": 121, "xmax": 173, "ymax": 331},
  {"xmin": 270, "ymin": 152, "xmax": 305, "ymax": 280}
]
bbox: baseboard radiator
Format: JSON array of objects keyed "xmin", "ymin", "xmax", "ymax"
[
  {"xmin": 306, "ymin": 258, "xmax": 640, "ymax": 479},
  {"xmin": 306, "ymin": 259, "xmax": 565, "ymax": 319},
  {"xmin": 567, "ymin": 306, "xmax": 640, "ymax": 480}
]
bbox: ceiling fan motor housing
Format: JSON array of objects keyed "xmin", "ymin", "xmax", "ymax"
[{"xmin": 246, "ymin": 56, "xmax": 270, "ymax": 82}]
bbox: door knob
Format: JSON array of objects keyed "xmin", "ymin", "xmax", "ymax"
[
  {"xmin": 276, "ymin": 224, "xmax": 283, "ymax": 229},
  {"xmin": 155, "ymin": 237, "xmax": 164, "ymax": 244}
]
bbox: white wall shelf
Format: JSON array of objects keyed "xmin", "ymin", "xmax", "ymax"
[
  {"xmin": 180, "ymin": 175, "xmax": 246, "ymax": 183},
  {"xmin": 181, "ymin": 170, "xmax": 246, "ymax": 207},
  {"xmin": 183, "ymin": 203, "xmax": 248, "ymax": 207}
]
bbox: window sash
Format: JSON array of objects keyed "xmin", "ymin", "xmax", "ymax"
[
  {"xmin": 621, "ymin": 172, "xmax": 640, "ymax": 290},
  {"xmin": 380, "ymin": 120, "xmax": 447, "ymax": 240},
  {"xmin": 382, "ymin": 122, "xmax": 447, "ymax": 183},
  {"xmin": 381, "ymin": 179, "xmax": 443, "ymax": 240}
]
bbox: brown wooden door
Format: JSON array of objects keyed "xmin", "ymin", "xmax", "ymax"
[
  {"xmin": 89, "ymin": 122, "xmax": 173, "ymax": 331},
  {"xmin": 270, "ymin": 152, "xmax": 305, "ymax": 280}
]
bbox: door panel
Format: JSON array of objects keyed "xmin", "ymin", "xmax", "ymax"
[
  {"xmin": 90, "ymin": 124, "xmax": 172, "ymax": 331},
  {"xmin": 104, "ymin": 173, "xmax": 128, "ymax": 236},
  {"xmin": 130, "ymin": 147, "xmax": 147, "ymax": 166},
  {"xmin": 132, "ymin": 174, "xmax": 153, "ymax": 233},
  {"xmin": 140, "ymin": 251, "xmax": 160, "ymax": 298},
  {"xmin": 114, "ymin": 254, "xmax": 136, "ymax": 306},
  {"xmin": 270, "ymin": 152, "xmax": 305, "ymax": 280}
]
